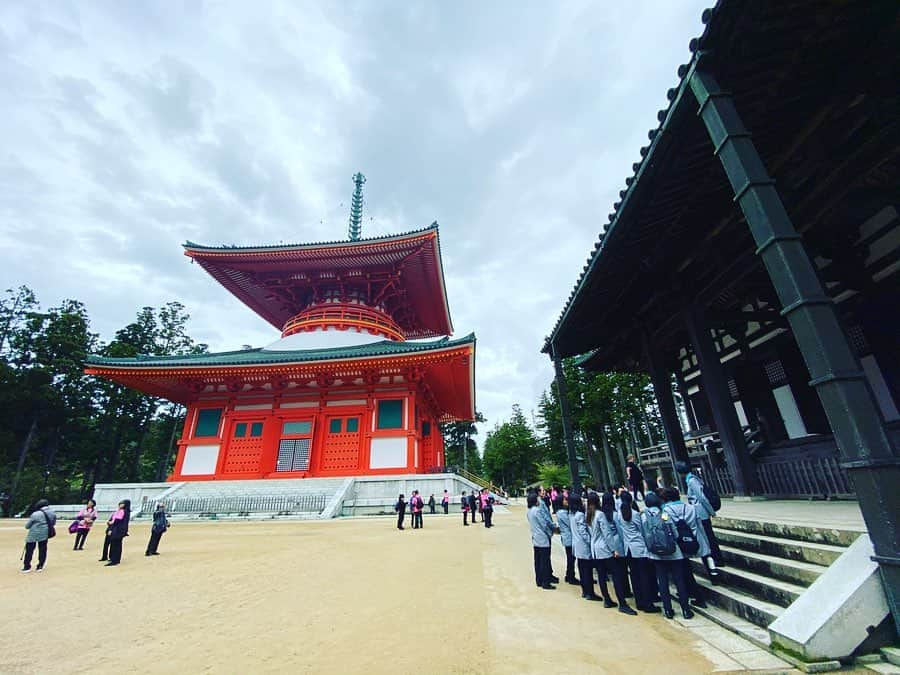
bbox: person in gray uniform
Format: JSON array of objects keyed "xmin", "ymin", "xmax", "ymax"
[
  {"xmin": 554, "ymin": 495, "xmax": 577, "ymax": 585},
  {"xmin": 571, "ymin": 493, "xmax": 600, "ymax": 601},
  {"xmin": 661, "ymin": 486, "xmax": 709, "ymax": 611},
  {"xmin": 615, "ymin": 492, "xmax": 659, "ymax": 613},
  {"xmin": 21, "ymin": 499, "xmax": 56, "ymax": 573},
  {"xmin": 588, "ymin": 491, "xmax": 637, "ymax": 615},
  {"xmin": 676, "ymin": 461, "xmax": 721, "ymax": 577},
  {"xmin": 526, "ymin": 491, "xmax": 556, "ymax": 589},
  {"xmin": 641, "ymin": 491, "xmax": 693, "ymax": 619}
]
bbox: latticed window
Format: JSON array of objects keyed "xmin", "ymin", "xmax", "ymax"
[
  {"xmin": 277, "ymin": 439, "xmax": 311, "ymax": 471},
  {"xmin": 764, "ymin": 360, "xmax": 788, "ymax": 386}
]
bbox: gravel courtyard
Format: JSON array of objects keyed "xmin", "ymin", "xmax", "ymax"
[{"xmin": 1, "ymin": 506, "xmax": 748, "ymax": 674}]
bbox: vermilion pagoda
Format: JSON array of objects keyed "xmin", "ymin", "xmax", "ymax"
[{"xmin": 85, "ymin": 185, "xmax": 475, "ymax": 481}]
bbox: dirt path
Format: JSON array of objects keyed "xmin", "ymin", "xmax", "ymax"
[{"xmin": 0, "ymin": 508, "xmax": 713, "ymax": 674}]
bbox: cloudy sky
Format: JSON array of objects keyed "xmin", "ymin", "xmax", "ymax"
[{"xmin": 1, "ymin": 1, "xmax": 709, "ymax": 440}]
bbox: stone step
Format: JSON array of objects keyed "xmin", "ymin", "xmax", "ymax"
[
  {"xmin": 690, "ymin": 575, "xmax": 785, "ymax": 629},
  {"xmin": 679, "ymin": 596, "xmax": 774, "ymax": 651},
  {"xmin": 716, "ymin": 528, "xmax": 847, "ymax": 566},
  {"xmin": 691, "ymin": 560, "xmax": 805, "ymax": 608},
  {"xmin": 865, "ymin": 663, "xmax": 900, "ymax": 674},
  {"xmin": 883, "ymin": 648, "xmax": 900, "ymax": 667},
  {"xmin": 714, "ymin": 516, "xmax": 861, "ymax": 547},
  {"xmin": 719, "ymin": 545, "xmax": 827, "ymax": 587}
]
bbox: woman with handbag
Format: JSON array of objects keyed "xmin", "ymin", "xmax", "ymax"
[
  {"xmin": 21, "ymin": 499, "xmax": 56, "ymax": 573},
  {"xmin": 73, "ymin": 499, "xmax": 98, "ymax": 551},
  {"xmin": 104, "ymin": 499, "xmax": 130, "ymax": 566}
]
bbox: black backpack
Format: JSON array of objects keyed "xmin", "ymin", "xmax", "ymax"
[
  {"xmin": 671, "ymin": 505, "xmax": 700, "ymax": 556},
  {"xmin": 643, "ymin": 509, "xmax": 676, "ymax": 556},
  {"xmin": 702, "ymin": 480, "xmax": 722, "ymax": 512}
]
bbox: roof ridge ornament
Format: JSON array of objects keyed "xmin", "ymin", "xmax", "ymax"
[{"xmin": 348, "ymin": 172, "xmax": 366, "ymax": 241}]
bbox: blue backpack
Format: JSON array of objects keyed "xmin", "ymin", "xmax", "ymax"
[{"xmin": 643, "ymin": 509, "xmax": 676, "ymax": 556}]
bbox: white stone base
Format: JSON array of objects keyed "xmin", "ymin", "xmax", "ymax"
[{"xmin": 768, "ymin": 534, "xmax": 890, "ymax": 661}]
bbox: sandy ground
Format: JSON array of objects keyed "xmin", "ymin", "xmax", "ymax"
[{"xmin": 0, "ymin": 507, "xmax": 717, "ymax": 674}]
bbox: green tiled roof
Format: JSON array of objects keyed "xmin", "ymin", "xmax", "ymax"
[{"xmin": 85, "ymin": 333, "xmax": 475, "ymax": 369}]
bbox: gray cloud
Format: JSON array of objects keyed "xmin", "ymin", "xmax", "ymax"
[{"xmin": 0, "ymin": 0, "xmax": 709, "ymax": 433}]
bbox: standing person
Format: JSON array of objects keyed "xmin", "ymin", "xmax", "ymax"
[
  {"xmin": 428, "ymin": 494, "xmax": 436, "ymax": 514},
  {"xmin": 588, "ymin": 492, "xmax": 637, "ymax": 615},
  {"xmin": 554, "ymin": 496, "xmax": 578, "ymax": 585},
  {"xmin": 615, "ymin": 492, "xmax": 659, "ymax": 613},
  {"xmin": 145, "ymin": 503, "xmax": 169, "ymax": 556},
  {"xmin": 676, "ymin": 461, "xmax": 722, "ymax": 578},
  {"xmin": 481, "ymin": 489, "xmax": 494, "ymax": 528},
  {"xmin": 410, "ymin": 491, "xmax": 422, "ymax": 529},
  {"xmin": 526, "ymin": 492, "xmax": 555, "ymax": 589},
  {"xmin": 21, "ymin": 499, "xmax": 56, "ymax": 573},
  {"xmin": 571, "ymin": 493, "xmax": 599, "ymax": 600},
  {"xmin": 538, "ymin": 487, "xmax": 559, "ymax": 583},
  {"xmin": 660, "ymin": 486, "xmax": 709, "ymax": 609},
  {"xmin": 441, "ymin": 490, "xmax": 449, "ymax": 515},
  {"xmin": 73, "ymin": 499, "xmax": 98, "ymax": 551},
  {"xmin": 468, "ymin": 491, "xmax": 479, "ymax": 523},
  {"xmin": 641, "ymin": 491, "xmax": 693, "ymax": 619},
  {"xmin": 549, "ymin": 486, "xmax": 559, "ymax": 513},
  {"xmin": 105, "ymin": 499, "xmax": 130, "ymax": 567},
  {"xmin": 626, "ymin": 455, "xmax": 645, "ymax": 502},
  {"xmin": 395, "ymin": 493, "xmax": 407, "ymax": 530},
  {"xmin": 461, "ymin": 490, "xmax": 470, "ymax": 526}
]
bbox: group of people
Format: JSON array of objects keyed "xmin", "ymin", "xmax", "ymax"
[
  {"xmin": 461, "ymin": 488, "xmax": 494, "ymax": 527},
  {"xmin": 526, "ymin": 461, "xmax": 723, "ymax": 620},
  {"xmin": 20, "ymin": 497, "xmax": 170, "ymax": 573},
  {"xmin": 393, "ymin": 487, "xmax": 495, "ymax": 530}
]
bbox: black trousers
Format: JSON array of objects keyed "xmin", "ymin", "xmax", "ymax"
[
  {"xmin": 73, "ymin": 529, "xmax": 90, "ymax": 550},
  {"xmin": 626, "ymin": 554, "xmax": 657, "ymax": 609},
  {"xmin": 577, "ymin": 558, "xmax": 595, "ymax": 597},
  {"xmin": 629, "ymin": 480, "xmax": 645, "ymax": 501},
  {"xmin": 146, "ymin": 529, "xmax": 164, "ymax": 554},
  {"xmin": 564, "ymin": 545, "xmax": 577, "ymax": 582},
  {"xmin": 653, "ymin": 558, "xmax": 690, "ymax": 613},
  {"xmin": 683, "ymin": 558, "xmax": 706, "ymax": 601},
  {"xmin": 594, "ymin": 557, "xmax": 630, "ymax": 606},
  {"xmin": 533, "ymin": 546, "xmax": 552, "ymax": 586},
  {"xmin": 23, "ymin": 540, "xmax": 48, "ymax": 570},
  {"xmin": 397, "ymin": 511, "xmax": 405, "ymax": 529},
  {"xmin": 483, "ymin": 508, "xmax": 492, "ymax": 527},
  {"xmin": 443, "ymin": 503, "xmax": 448, "ymax": 515},
  {"xmin": 429, "ymin": 504, "xmax": 435, "ymax": 514},
  {"xmin": 101, "ymin": 532, "xmax": 111, "ymax": 560},
  {"xmin": 413, "ymin": 512, "xmax": 423, "ymax": 529},
  {"xmin": 108, "ymin": 537, "xmax": 124, "ymax": 564},
  {"xmin": 701, "ymin": 518, "xmax": 722, "ymax": 565},
  {"xmin": 463, "ymin": 509, "xmax": 469, "ymax": 525}
]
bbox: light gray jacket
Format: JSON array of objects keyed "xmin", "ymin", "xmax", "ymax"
[
  {"xmin": 572, "ymin": 511, "xmax": 592, "ymax": 560},
  {"xmin": 686, "ymin": 473, "xmax": 715, "ymax": 520},
  {"xmin": 589, "ymin": 512, "xmax": 624, "ymax": 560},
  {"xmin": 24, "ymin": 508, "xmax": 56, "ymax": 543},
  {"xmin": 556, "ymin": 509, "xmax": 573, "ymax": 547},
  {"xmin": 527, "ymin": 505, "xmax": 554, "ymax": 548},
  {"xmin": 614, "ymin": 511, "xmax": 648, "ymax": 558},
  {"xmin": 664, "ymin": 500, "xmax": 710, "ymax": 559}
]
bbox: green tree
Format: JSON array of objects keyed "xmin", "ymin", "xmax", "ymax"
[
  {"xmin": 440, "ymin": 411, "xmax": 485, "ymax": 475},
  {"xmin": 482, "ymin": 404, "xmax": 541, "ymax": 490},
  {"xmin": 536, "ymin": 462, "xmax": 570, "ymax": 489}
]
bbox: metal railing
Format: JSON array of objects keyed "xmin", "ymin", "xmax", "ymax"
[
  {"xmin": 152, "ymin": 494, "xmax": 329, "ymax": 516},
  {"xmin": 429, "ymin": 466, "xmax": 508, "ymax": 499}
]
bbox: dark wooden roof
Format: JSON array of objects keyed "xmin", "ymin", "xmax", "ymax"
[{"xmin": 545, "ymin": 0, "xmax": 900, "ymax": 369}]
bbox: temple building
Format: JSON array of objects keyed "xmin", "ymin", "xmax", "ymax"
[
  {"xmin": 543, "ymin": 1, "xmax": 899, "ymax": 640},
  {"xmin": 86, "ymin": 175, "xmax": 475, "ymax": 481}
]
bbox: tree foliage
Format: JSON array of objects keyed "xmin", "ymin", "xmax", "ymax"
[
  {"xmin": 0, "ymin": 287, "xmax": 206, "ymax": 513},
  {"xmin": 439, "ymin": 411, "xmax": 485, "ymax": 475},
  {"xmin": 482, "ymin": 404, "xmax": 542, "ymax": 489}
]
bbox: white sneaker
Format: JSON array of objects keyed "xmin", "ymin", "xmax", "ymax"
[
  {"xmin": 36, "ymin": 567, "xmax": 44, "ymax": 572},
  {"xmin": 20, "ymin": 568, "xmax": 32, "ymax": 573}
]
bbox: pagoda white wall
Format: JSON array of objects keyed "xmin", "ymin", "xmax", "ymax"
[{"xmin": 369, "ymin": 436, "xmax": 407, "ymax": 469}]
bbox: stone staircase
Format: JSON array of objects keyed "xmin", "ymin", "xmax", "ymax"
[
  {"xmin": 681, "ymin": 514, "xmax": 862, "ymax": 658},
  {"xmin": 133, "ymin": 478, "xmax": 352, "ymax": 520}
]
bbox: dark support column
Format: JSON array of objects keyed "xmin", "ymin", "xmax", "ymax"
[
  {"xmin": 690, "ymin": 67, "xmax": 900, "ymax": 633},
  {"xmin": 683, "ymin": 304, "xmax": 757, "ymax": 496},
  {"xmin": 550, "ymin": 345, "xmax": 583, "ymax": 497},
  {"xmin": 642, "ymin": 330, "xmax": 690, "ymax": 464},
  {"xmin": 674, "ymin": 367, "xmax": 699, "ymax": 432}
]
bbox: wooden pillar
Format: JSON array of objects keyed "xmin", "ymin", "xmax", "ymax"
[
  {"xmin": 550, "ymin": 346, "xmax": 584, "ymax": 496},
  {"xmin": 642, "ymin": 330, "xmax": 690, "ymax": 464},
  {"xmin": 683, "ymin": 303, "xmax": 757, "ymax": 495}
]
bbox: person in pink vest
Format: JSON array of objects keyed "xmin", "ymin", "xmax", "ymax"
[
  {"xmin": 411, "ymin": 490, "xmax": 424, "ymax": 529},
  {"xmin": 441, "ymin": 489, "xmax": 450, "ymax": 515}
]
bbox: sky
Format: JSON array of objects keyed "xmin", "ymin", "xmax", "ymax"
[{"xmin": 0, "ymin": 0, "xmax": 710, "ymax": 441}]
